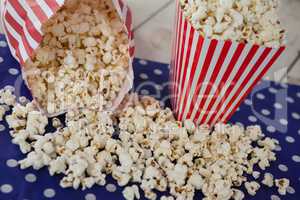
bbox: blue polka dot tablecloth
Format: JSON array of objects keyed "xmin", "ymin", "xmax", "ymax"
[{"xmin": 0, "ymin": 34, "xmax": 300, "ymax": 200}]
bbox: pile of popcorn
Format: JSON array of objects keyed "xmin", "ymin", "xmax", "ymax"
[
  {"xmin": 0, "ymin": 88, "xmax": 291, "ymax": 200},
  {"xmin": 24, "ymin": 0, "xmax": 131, "ymax": 115},
  {"xmin": 180, "ymin": 0, "xmax": 286, "ymax": 47}
]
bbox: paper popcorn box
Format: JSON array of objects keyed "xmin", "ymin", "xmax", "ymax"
[
  {"xmin": 170, "ymin": 2, "xmax": 285, "ymax": 125},
  {"xmin": 1, "ymin": 0, "xmax": 134, "ymax": 116}
]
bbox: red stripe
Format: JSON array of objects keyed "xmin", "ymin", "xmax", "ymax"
[
  {"xmin": 193, "ymin": 41, "xmax": 232, "ymax": 123},
  {"xmin": 185, "ymin": 39, "xmax": 218, "ymax": 122},
  {"xmin": 10, "ymin": 0, "xmax": 42, "ymax": 42},
  {"xmin": 217, "ymin": 47, "xmax": 270, "ymax": 121},
  {"xmin": 174, "ymin": 18, "xmax": 188, "ymax": 113},
  {"xmin": 180, "ymin": 36, "xmax": 204, "ymax": 120},
  {"xmin": 176, "ymin": 28, "xmax": 195, "ymax": 119},
  {"xmin": 208, "ymin": 45, "xmax": 259, "ymax": 124},
  {"xmin": 44, "ymin": 0, "xmax": 60, "ymax": 13},
  {"xmin": 172, "ymin": 9, "xmax": 183, "ymax": 108},
  {"xmin": 170, "ymin": 5, "xmax": 181, "ymax": 107},
  {"xmin": 204, "ymin": 43, "xmax": 246, "ymax": 124},
  {"xmin": 27, "ymin": 0, "xmax": 48, "ymax": 23},
  {"xmin": 129, "ymin": 46, "xmax": 135, "ymax": 57},
  {"xmin": 223, "ymin": 47, "xmax": 285, "ymax": 122},
  {"xmin": 4, "ymin": 26, "xmax": 22, "ymax": 64},
  {"xmin": 118, "ymin": 0, "xmax": 124, "ymax": 10},
  {"xmin": 5, "ymin": 12, "xmax": 34, "ymax": 56}
]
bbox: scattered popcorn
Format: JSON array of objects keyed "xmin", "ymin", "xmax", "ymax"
[
  {"xmin": 252, "ymin": 171, "xmax": 261, "ymax": 179},
  {"xmin": 180, "ymin": 0, "xmax": 286, "ymax": 47},
  {"xmin": 275, "ymin": 178, "xmax": 290, "ymax": 195},
  {"xmin": 2, "ymin": 90, "xmax": 292, "ymax": 200},
  {"xmin": 25, "ymin": 0, "xmax": 131, "ymax": 116},
  {"xmin": 262, "ymin": 173, "xmax": 274, "ymax": 187},
  {"xmin": 0, "ymin": 105, "xmax": 6, "ymax": 121},
  {"xmin": 245, "ymin": 181, "xmax": 260, "ymax": 196},
  {"xmin": 123, "ymin": 185, "xmax": 140, "ymax": 200}
]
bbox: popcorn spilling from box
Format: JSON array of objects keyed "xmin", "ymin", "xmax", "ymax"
[
  {"xmin": 2, "ymin": 0, "xmax": 133, "ymax": 116},
  {"xmin": 179, "ymin": 0, "xmax": 286, "ymax": 47},
  {"xmin": 0, "ymin": 88, "xmax": 292, "ymax": 200}
]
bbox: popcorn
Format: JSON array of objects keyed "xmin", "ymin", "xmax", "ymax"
[
  {"xmin": 122, "ymin": 185, "xmax": 140, "ymax": 200},
  {"xmin": 262, "ymin": 173, "xmax": 274, "ymax": 187},
  {"xmin": 275, "ymin": 178, "xmax": 290, "ymax": 195},
  {"xmin": 180, "ymin": 0, "xmax": 286, "ymax": 47},
  {"xmin": 245, "ymin": 181, "xmax": 260, "ymax": 196},
  {"xmin": 25, "ymin": 0, "xmax": 131, "ymax": 116},
  {"xmin": 0, "ymin": 88, "xmax": 16, "ymax": 106},
  {"xmin": 0, "ymin": 105, "xmax": 6, "ymax": 121},
  {"xmin": 2, "ymin": 91, "xmax": 290, "ymax": 199}
]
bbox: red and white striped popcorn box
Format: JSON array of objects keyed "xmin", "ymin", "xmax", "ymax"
[
  {"xmin": 0, "ymin": 0, "xmax": 134, "ymax": 116},
  {"xmin": 170, "ymin": 2, "xmax": 285, "ymax": 125}
]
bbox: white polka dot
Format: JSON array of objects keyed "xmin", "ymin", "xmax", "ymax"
[
  {"xmin": 274, "ymin": 103, "xmax": 283, "ymax": 109},
  {"xmin": 6, "ymin": 159, "xmax": 18, "ymax": 168},
  {"xmin": 279, "ymin": 118, "xmax": 288, "ymax": 126},
  {"xmin": 0, "ymin": 41, "xmax": 7, "ymax": 47},
  {"xmin": 297, "ymin": 92, "xmax": 300, "ymax": 98},
  {"xmin": 274, "ymin": 145, "xmax": 282, "ymax": 152},
  {"xmin": 298, "ymin": 129, "xmax": 300, "ymax": 135},
  {"xmin": 139, "ymin": 73, "xmax": 148, "ymax": 80},
  {"xmin": 85, "ymin": 193, "xmax": 96, "ymax": 200},
  {"xmin": 270, "ymin": 195, "xmax": 281, "ymax": 200},
  {"xmin": 285, "ymin": 136, "xmax": 295, "ymax": 143},
  {"xmin": 0, "ymin": 124, "xmax": 5, "ymax": 131},
  {"xmin": 278, "ymin": 164, "xmax": 288, "ymax": 172},
  {"xmin": 4, "ymin": 85, "xmax": 15, "ymax": 92},
  {"xmin": 267, "ymin": 125, "xmax": 276, "ymax": 133},
  {"xmin": 139, "ymin": 60, "xmax": 148, "ymax": 65},
  {"xmin": 105, "ymin": 184, "xmax": 117, "ymax": 192},
  {"xmin": 280, "ymin": 83, "xmax": 288, "ymax": 88},
  {"xmin": 155, "ymin": 84, "xmax": 162, "ymax": 90},
  {"xmin": 248, "ymin": 115, "xmax": 257, "ymax": 122},
  {"xmin": 286, "ymin": 186, "xmax": 295, "ymax": 194},
  {"xmin": 268, "ymin": 87, "xmax": 278, "ymax": 94},
  {"xmin": 292, "ymin": 112, "xmax": 300, "ymax": 120},
  {"xmin": 256, "ymin": 93, "xmax": 265, "ymax": 100},
  {"xmin": 160, "ymin": 101, "xmax": 165, "ymax": 107},
  {"xmin": 286, "ymin": 97, "xmax": 294, "ymax": 103},
  {"xmin": 0, "ymin": 57, "xmax": 3, "ymax": 63},
  {"xmin": 167, "ymin": 65, "xmax": 170, "ymax": 69},
  {"xmin": 43, "ymin": 188, "xmax": 56, "ymax": 198},
  {"xmin": 1, "ymin": 184, "xmax": 13, "ymax": 194},
  {"xmin": 292, "ymin": 155, "xmax": 300, "ymax": 162},
  {"xmin": 141, "ymin": 89, "xmax": 149, "ymax": 95},
  {"xmin": 25, "ymin": 173, "xmax": 37, "ymax": 183},
  {"xmin": 244, "ymin": 99, "xmax": 252, "ymax": 106},
  {"xmin": 261, "ymin": 109, "xmax": 271, "ymax": 116},
  {"xmin": 154, "ymin": 69, "xmax": 163, "ymax": 75},
  {"xmin": 8, "ymin": 68, "xmax": 19, "ymax": 75}
]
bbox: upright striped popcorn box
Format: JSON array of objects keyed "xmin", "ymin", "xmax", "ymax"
[
  {"xmin": 1, "ymin": 0, "xmax": 134, "ymax": 116},
  {"xmin": 170, "ymin": 1, "xmax": 285, "ymax": 125}
]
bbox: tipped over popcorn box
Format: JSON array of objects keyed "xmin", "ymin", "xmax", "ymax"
[
  {"xmin": 1, "ymin": 0, "xmax": 134, "ymax": 117},
  {"xmin": 170, "ymin": 0, "xmax": 286, "ymax": 125}
]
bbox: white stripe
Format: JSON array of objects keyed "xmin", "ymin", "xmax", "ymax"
[
  {"xmin": 6, "ymin": 2, "xmax": 39, "ymax": 48},
  {"xmin": 204, "ymin": 42, "xmax": 253, "ymax": 124},
  {"xmin": 35, "ymin": 0, "xmax": 53, "ymax": 18},
  {"xmin": 211, "ymin": 45, "xmax": 266, "ymax": 124},
  {"xmin": 221, "ymin": 48, "xmax": 278, "ymax": 122},
  {"xmin": 19, "ymin": 0, "xmax": 42, "ymax": 35},
  {"xmin": 171, "ymin": 8, "xmax": 180, "ymax": 95},
  {"xmin": 56, "ymin": 0, "xmax": 65, "ymax": 6},
  {"xmin": 5, "ymin": 21, "xmax": 28, "ymax": 62},
  {"xmin": 174, "ymin": 14, "xmax": 186, "ymax": 109},
  {"xmin": 112, "ymin": 0, "xmax": 123, "ymax": 20},
  {"xmin": 201, "ymin": 42, "xmax": 237, "ymax": 124},
  {"xmin": 176, "ymin": 23, "xmax": 191, "ymax": 113},
  {"xmin": 194, "ymin": 40, "xmax": 225, "ymax": 124},
  {"xmin": 121, "ymin": 4, "xmax": 128, "ymax": 21},
  {"xmin": 187, "ymin": 38, "xmax": 211, "ymax": 120},
  {"xmin": 177, "ymin": 27, "xmax": 197, "ymax": 119}
]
